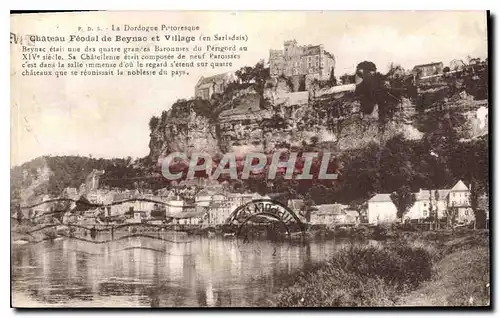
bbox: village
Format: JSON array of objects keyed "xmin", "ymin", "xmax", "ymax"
[
  {"xmin": 23, "ymin": 165, "xmax": 487, "ymax": 231},
  {"xmin": 19, "ymin": 39, "xmax": 489, "ymax": 231},
  {"xmin": 10, "ymin": 10, "xmax": 492, "ymax": 309}
]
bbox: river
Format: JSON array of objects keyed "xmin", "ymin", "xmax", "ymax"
[{"xmin": 12, "ymin": 232, "xmax": 368, "ymax": 307}]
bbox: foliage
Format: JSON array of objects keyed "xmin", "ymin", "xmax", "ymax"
[
  {"xmin": 390, "ymin": 185, "xmax": 417, "ymax": 221},
  {"xmin": 149, "ymin": 116, "xmax": 160, "ymax": 131},
  {"xmin": 234, "ymin": 61, "xmax": 270, "ymax": 108},
  {"xmin": 340, "ymin": 73, "xmax": 355, "ymax": 85},
  {"xmin": 356, "ymin": 61, "xmax": 377, "ymax": 73},
  {"xmin": 11, "ymin": 155, "xmax": 150, "ymax": 197},
  {"xmin": 328, "ymin": 67, "xmax": 337, "ymax": 86},
  {"xmin": 272, "ymin": 243, "xmax": 433, "ymax": 307},
  {"xmin": 354, "ymin": 61, "xmax": 401, "ymax": 121}
]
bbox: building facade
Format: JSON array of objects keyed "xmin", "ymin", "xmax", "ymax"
[
  {"xmin": 269, "ymin": 40, "xmax": 336, "ymax": 91},
  {"xmin": 412, "ymin": 62, "xmax": 444, "ymax": 78},
  {"xmin": 194, "ymin": 72, "xmax": 236, "ymax": 100},
  {"xmin": 367, "ymin": 180, "xmax": 475, "ymax": 225},
  {"xmin": 310, "ymin": 204, "xmax": 349, "ymax": 225}
]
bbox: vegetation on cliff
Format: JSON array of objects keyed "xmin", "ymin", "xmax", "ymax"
[
  {"xmin": 12, "ymin": 57, "xmax": 488, "ymax": 208},
  {"xmin": 11, "ymin": 156, "xmax": 147, "ymax": 198}
]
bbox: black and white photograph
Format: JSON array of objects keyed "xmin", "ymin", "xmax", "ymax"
[{"xmin": 9, "ymin": 10, "xmax": 490, "ymax": 308}]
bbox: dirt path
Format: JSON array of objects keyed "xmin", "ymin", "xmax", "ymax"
[{"xmin": 397, "ymin": 246, "xmax": 490, "ymax": 307}]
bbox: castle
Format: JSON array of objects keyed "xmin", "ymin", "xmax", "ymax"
[{"xmin": 269, "ymin": 40, "xmax": 336, "ymax": 91}]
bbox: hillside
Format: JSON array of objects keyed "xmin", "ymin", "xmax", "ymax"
[
  {"xmin": 11, "ymin": 60, "xmax": 489, "ymax": 208},
  {"xmin": 145, "ymin": 61, "xmax": 489, "ymax": 203},
  {"xmin": 10, "ymin": 156, "xmax": 151, "ymax": 205}
]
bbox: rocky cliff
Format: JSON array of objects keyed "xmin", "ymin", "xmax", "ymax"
[{"xmin": 147, "ymin": 80, "xmax": 487, "ymax": 168}]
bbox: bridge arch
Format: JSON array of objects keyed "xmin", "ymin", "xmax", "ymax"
[{"xmin": 225, "ymin": 199, "xmax": 306, "ymax": 235}]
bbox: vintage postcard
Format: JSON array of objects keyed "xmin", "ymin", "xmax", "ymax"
[{"xmin": 10, "ymin": 11, "xmax": 490, "ymax": 308}]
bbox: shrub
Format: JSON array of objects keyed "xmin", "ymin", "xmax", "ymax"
[
  {"xmin": 354, "ymin": 225, "xmax": 372, "ymax": 239},
  {"xmin": 272, "ymin": 243, "xmax": 433, "ymax": 307},
  {"xmin": 333, "ymin": 226, "xmax": 350, "ymax": 238},
  {"xmin": 373, "ymin": 224, "xmax": 390, "ymax": 240}
]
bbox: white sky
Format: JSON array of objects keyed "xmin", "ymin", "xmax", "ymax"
[{"xmin": 10, "ymin": 11, "xmax": 488, "ymax": 167}]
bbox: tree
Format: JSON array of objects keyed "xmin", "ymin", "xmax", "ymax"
[
  {"xmin": 390, "ymin": 185, "xmax": 416, "ymax": 223},
  {"xmin": 428, "ymin": 189, "xmax": 435, "ymax": 229},
  {"xmin": 301, "ymin": 193, "xmax": 315, "ymax": 223},
  {"xmin": 434, "ymin": 190, "xmax": 440, "ymax": 230},
  {"xmin": 328, "ymin": 67, "xmax": 337, "ymax": 86},
  {"xmin": 446, "ymin": 206, "xmax": 459, "ymax": 231},
  {"xmin": 340, "ymin": 73, "xmax": 354, "ymax": 85},
  {"xmin": 470, "ymin": 179, "xmax": 479, "ymax": 229},
  {"xmin": 149, "ymin": 116, "xmax": 160, "ymax": 131},
  {"xmin": 235, "ymin": 61, "xmax": 270, "ymax": 108},
  {"xmin": 386, "ymin": 63, "xmax": 404, "ymax": 78},
  {"xmin": 356, "ymin": 61, "xmax": 377, "ymax": 74}
]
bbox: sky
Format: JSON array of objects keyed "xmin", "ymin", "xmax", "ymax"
[{"xmin": 10, "ymin": 11, "xmax": 488, "ymax": 167}]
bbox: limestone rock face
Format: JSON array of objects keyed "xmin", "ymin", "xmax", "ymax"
[{"xmin": 147, "ymin": 85, "xmax": 486, "ymax": 165}]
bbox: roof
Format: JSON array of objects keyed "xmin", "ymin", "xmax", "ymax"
[
  {"xmin": 64, "ymin": 187, "xmax": 78, "ymax": 194},
  {"xmin": 113, "ymin": 192, "xmax": 131, "ymax": 201},
  {"xmin": 451, "ymin": 180, "xmax": 469, "ymax": 192},
  {"xmin": 345, "ymin": 210, "xmax": 359, "ymax": 217},
  {"xmin": 167, "ymin": 207, "xmax": 207, "ymax": 219},
  {"xmin": 416, "ymin": 189, "xmax": 450, "ymax": 200},
  {"xmin": 324, "ymin": 51, "xmax": 335, "ymax": 61},
  {"xmin": 368, "ymin": 193, "xmax": 393, "ymax": 203},
  {"xmin": 302, "ymin": 45, "xmax": 322, "ymax": 55},
  {"xmin": 196, "ymin": 189, "xmax": 216, "ymax": 197},
  {"xmin": 312, "ymin": 204, "xmax": 346, "ymax": 216},
  {"xmin": 196, "ymin": 73, "xmax": 230, "ymax": 87},
  {"xmin": 413, "ymin": 62, "xmax": 443, "ymax": 69}
]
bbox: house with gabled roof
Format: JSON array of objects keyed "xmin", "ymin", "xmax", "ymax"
[
  {"xmin": 194, "ymin": 72, "xmax": 236, "ymax": 100},
  {"xmin": 412, "ymin": 61, "xmax": 444, "ymax": 78},
  {"xmin": 367, "ymin": 180, "xmax": 475, "ymax": 225},
  {"xmin": 310, "ymin": 204, "xmax": 348, "ymax": 225}
]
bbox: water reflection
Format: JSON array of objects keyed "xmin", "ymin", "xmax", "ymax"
[{"xmin": 12, "ymin": 233, "xmax": 367, "ymax": 307}]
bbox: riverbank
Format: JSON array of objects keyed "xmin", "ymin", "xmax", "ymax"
[
  {"xmin": 11, "ymin": 222, "xmax": 441, "ymax": 243},
  {"xmin": 269, "ymin": 230, "xmax": 490, "ymax": 307}
]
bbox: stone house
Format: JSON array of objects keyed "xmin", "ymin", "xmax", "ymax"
[
  {"xmin": 269, "ymin": 40, "xmax": 336, "ymax": 91},
  {"xmin": 412, "ymin": 62, "xmax": 444, "ymax": 78},
  {"xmin": 194, "ymin": 72, "xmax": 236, "ymax": 100},
  {"xmin": 310, "ymin": 204, "xmax": 348, "ymax": 225},
  {"xmin": 206, "ymin": 201, "xmax": 233, "ymax": 225}
]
